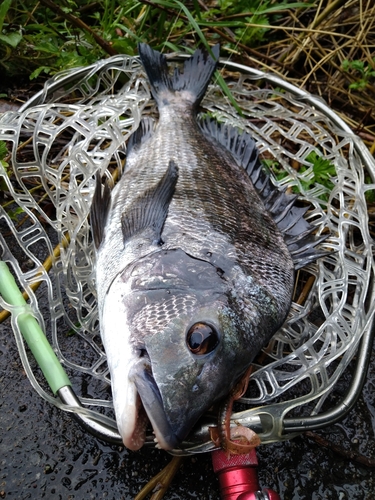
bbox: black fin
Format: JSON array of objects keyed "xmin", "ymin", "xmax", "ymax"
[
  {"xmin": 292, "ymin": 246, "xmax": 330, "ymax": 270},
  {"xmin": 127, "ymin": 117, "xmax": 155, "ymax": 156},
  {"xmin": 200, "ymin": 117, "xmax": 329, "ymax": 269},
  {"xmin": 121, "ymin": 160, "xmax": 178, "ymax": 244},
  {"xmin": 199, "ymin": 117, "xmax": 259, "ymax": 174},
  {"xmin": 138, "ymin": 43, "xmax": 220, "ymax": 109},
  {"xmin": 90, "ymin": 173, "xmax": 112, "ymax": 249}
]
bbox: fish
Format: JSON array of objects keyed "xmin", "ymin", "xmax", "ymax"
[{"xmin": 90, "ymin": 43, "xmax": 326, "ymax": 451}]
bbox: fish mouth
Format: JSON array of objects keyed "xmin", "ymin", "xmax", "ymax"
[{"xmin": 128, "ymin": 355, "xmax": 180, "ymax": 451}]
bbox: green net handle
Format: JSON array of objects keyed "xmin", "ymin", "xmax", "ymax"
[{"xmin": 0, "ymin": 261, "xmax": 71, "ymax": 394}]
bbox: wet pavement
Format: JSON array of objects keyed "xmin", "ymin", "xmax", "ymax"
[{"xmin": 1, "ymin": 313, "xmax": 375, "ymax": 499}]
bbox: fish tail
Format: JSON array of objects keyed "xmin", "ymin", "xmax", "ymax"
[{"xmin": 138, "ymin": 43, "xmax": 220, "ymax": 109}]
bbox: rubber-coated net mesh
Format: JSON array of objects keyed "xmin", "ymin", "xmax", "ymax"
[{"xmin": 0, "ymin": 54, "xmax": 374, "ymax": 446}]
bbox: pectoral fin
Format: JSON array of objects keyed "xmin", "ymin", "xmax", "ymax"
[{"xmin": 121, "ymin": 160, "xmax": 178, "ymax": 245}]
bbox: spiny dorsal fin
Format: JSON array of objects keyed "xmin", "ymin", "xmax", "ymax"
[
  {"xmin": 90, "ymin": 172, "xmax": 112, "ymax": 249},
  {"xmin": 138, "ymin": 43, "xmax": 220, "ymax": 109},
  {"xmin": 127, "ymin": 117, "xmax": 155, "ymax": 156},
  {"xmin": 199, "ymin": 117, "xmax": 259, "ymax": 173},
  {"xmin": 199, "ymin": 117, "xmax": 329, "ymax": 269},
  {"xmin": 121, "ymin": 160, "xmax": 178, "ymax": 245}
]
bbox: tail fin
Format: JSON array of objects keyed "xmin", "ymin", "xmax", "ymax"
[{"xmin": 138, "ymin": 43, "xmax": 220, "ymax": 109}]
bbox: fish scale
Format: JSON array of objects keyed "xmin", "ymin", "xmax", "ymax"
[
  {"xmin": 132, "ymin": 294, "xmax": 199, "ymax": 339},
  {"xmin": 138, "ymin": 129, "xmax": 240, "ymax": 238},
  {"xmin": 125, "ymin": 113, "xmax": 287, "ymax": 274},
  {"xmin": 90, "ymin": 43, "xmax": 326, "ymax": 451}
]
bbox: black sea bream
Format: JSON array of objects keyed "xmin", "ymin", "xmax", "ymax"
[{"xmin": 91, "ymin": 44, "xmax": 326, "ymax": 451}]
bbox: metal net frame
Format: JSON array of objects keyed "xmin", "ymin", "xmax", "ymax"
[{"xmin": 0, "ymin": 54, "xmax": 374, "ymax": 454}]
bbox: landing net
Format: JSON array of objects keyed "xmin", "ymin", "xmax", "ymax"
[{"xmin": 0, "ymin": 54, "xmax": 374, "ymax": 451}]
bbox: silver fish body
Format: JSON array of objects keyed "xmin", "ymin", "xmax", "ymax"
[{"xmin": 91, "ymin": 44, "xmax": 324, "ymax": 450}]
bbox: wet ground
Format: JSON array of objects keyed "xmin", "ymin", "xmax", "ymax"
[{"xmin": 1, "ymin": 312, "xmax": 375, "ymax": 499}]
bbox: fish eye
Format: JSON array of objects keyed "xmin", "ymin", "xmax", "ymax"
[{"xmin": 186, "ymin": 322, "xmax": 219, "ymax": 355}]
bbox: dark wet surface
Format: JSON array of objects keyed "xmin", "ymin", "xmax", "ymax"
[
  {"xmin": 0, "ymin": 99, "xmax": 22, "ymax": 114},
  {"xmin": 1, "ymin": 311, "xmax": 375, "ymax": 499}
]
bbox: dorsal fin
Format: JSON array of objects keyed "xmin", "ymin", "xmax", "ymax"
[
  {"xmin": 199, "ymin": 117, "xmax": 328, "ymax": 269},
  {"xmin": 121, "ymin": 160, "xmax": 178, "ymax": 245},
  {"xmin": 127, "ymin": 117, "xmax": 155, "ymax": 156},
  {"xmin": 90, "ymin": 172, "xmax": 112, "ymax": 249},
  {"xmin": 199, "ymin": 116, "xmax": 259, "ymax": 176}
]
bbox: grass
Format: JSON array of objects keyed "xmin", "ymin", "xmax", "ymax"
[
  {"xmin": 265, "ymin": 151, "xmax": 336, "ymax": 202},
  {"xmin": 342, "ymin": 58, "xmax": 375, "ymax": 91},
  {"xmin": 0, "ymin": 0, "xmax": 309, "ymax": 79},
  {"xmin": 1, "ymin": 0, "xmax": 374, "ymax": 143}
]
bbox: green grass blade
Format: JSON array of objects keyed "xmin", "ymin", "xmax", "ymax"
[
  {"xmin": 214, "ymin": 71, "xmax": 243, "ymax": 116},
  {"xmin": 0, "ymin": 0, "xmax": 12, "ymax": 32},
  {"xmin": 257, "ymin": 2, "xmax": 314, "ymax": 14}
]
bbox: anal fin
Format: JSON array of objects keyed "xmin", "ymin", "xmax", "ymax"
[{"xmin": 121, "ymin": 160, "xmax": 178, "ymax": 245}]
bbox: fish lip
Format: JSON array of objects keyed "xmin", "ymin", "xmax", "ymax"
[
  {"xmin": 120, "ymin": 390, "xmax": 149, "ymax": 451},
  {"xmin": 129, "ymin": 356, "xmax": 180, "ymax": 450}
]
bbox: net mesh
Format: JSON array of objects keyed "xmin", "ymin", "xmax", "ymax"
[{"xmin": 0, "ymin": 54, "xmax": 374, "ymax": 446}]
